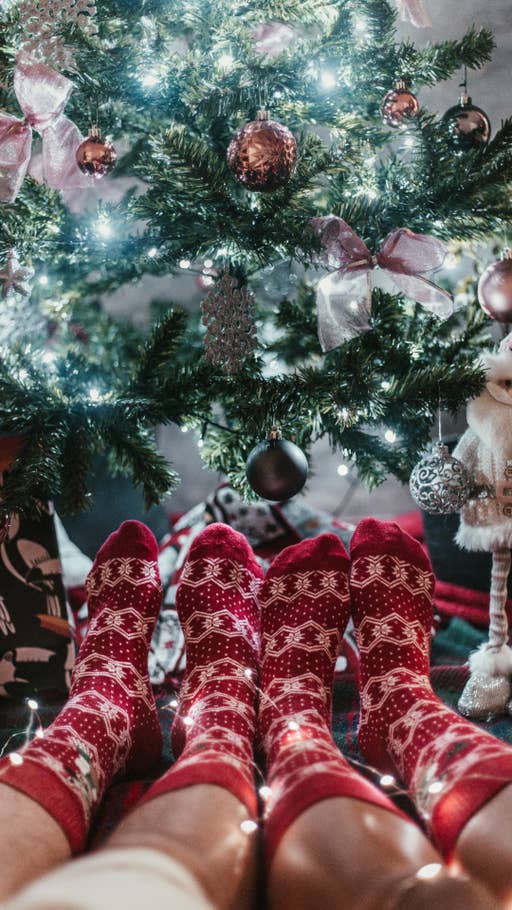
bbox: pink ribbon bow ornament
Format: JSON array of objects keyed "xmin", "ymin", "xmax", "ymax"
[
  {"xmin": 0, "ymin": 59, "xmax": 88, "ymax": 203},
  {"xmin": 311, "ymin": 216, "xmax": 454, "ymax": 352}
]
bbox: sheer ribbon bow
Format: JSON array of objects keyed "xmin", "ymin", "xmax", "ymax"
[
  {"xmin": 0, "ymin": 59, "xmax": 87, "ymax": 203},
  {"xmin": 311, "ymin": 216, "xmax": 454, "ymax": 352}
]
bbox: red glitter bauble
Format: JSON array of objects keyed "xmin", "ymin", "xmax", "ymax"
[
  {"xmin": 76, "ymin": 126, "xmax": 116, "ymax": 179},
  {"xmin": 227, "ymin": 109, "xmax": 297, "ymax": 192},
  {"xmin": 381, "ymin": 81, "xmax": 419, "ymax": 129},
  {"xmin": 478, "ymin": 254, "xmax": 512, "ymax": 322}
]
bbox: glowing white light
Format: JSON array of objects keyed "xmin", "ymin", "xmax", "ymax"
[
  {"xmin": 348, "ymin": 300, "xmax": 359, "ymax": 312},
  {"xmin": 17, "ymin": 369, "xmax": 28, "ymax": 381},
  {"xmin": 35, "ymin": 728, "xmax": 44, "ymax": 739},
  {"xmin": 339, "ymin": 407, "xmax": 349, "ymax": 421},
  {"xmin": 38, "ymin": 274, "xmax": 49, "ymax": 286},
  {"xmin": 320, "ymin": 70, "xmax": 337, "ymax": 89},
  {"xmin": 181, "ymin": 425, "xmax": 189, "ymax": 433},
  {"xmin": 240, "ymin": 819, "xmax": 258, "ymax": 834},
  {"xmin": 381, "ymin": 380, "xmax": 391, "ymax": 390},
  {"xmin": 179, "ymin": 259, "xmax": 191, "ymax": 269},
  {"xmin": 366, "ymin": 188, "xmax": 378, "ymax": 200},
  {"xmin": 288, "ymin": 720, "xmax": 300, "ymax": 732},
  {"xmin": 244, "ymin": 668, "xmax": 253, "ymax": 678},
  {"xmin": 42, "ymin": 351, "xmax": 55, "ymax": 365},
  {"xmin": 9, "ymin": 752, "xmax": 23, "ymax": 766},
  {"xmin": 203, "ymin": 258, "xmax": 214, "ymax": 269},
  {"xmin": 89, "ymin": 387, "xmax": 101, "ymax": 402},
  {"xmin": 27, "ymin": 699, "xmax": 38, "ymax": 710},
  {"xmin": 259, "ymin": 785, "xmax": 272, "ymax": 800},
  {"xmin": 384, "ymin": 429, "xmax": 397, "ymax": 444},
  {"xmin": 416, "ymin": 863, "xmax": 443, "ymax": 880},
  {"xmin": 379, "ymin": 774, "xmax": 396, "ymax": 788},
  {"xmin": 217, "ymin": 53, "xmax": 234, "ymax": 69},
  {"xmin": 148, "ymin": 247, "xmax": 158, "ymax": 258},
  {"xmin": 49, "ymin": 224, "xmax": 59, "ymax": 234},
  {"xmin": 141, "ymin": 71, "xmax": 159, "ymax": 88},
  {"xmin": 354, "ymin": 18, "xmax": 367, "ymax": 33},
  {"xmin": 97, "ymin": 219, "xmax": 112, "ymax": 239},
  {"xmin": 404, "ymin": 136, "xmax": 415, "ymax": 148},
  {"xmin": 183, "ymin": 716, "xmax": 194, "ymax": 727},
  {"xmin": 427, "ymin": 780, "xmax": 444, "ymax": 794},
  {"xmin": 170, "ymin": 699, "xmax": 179, "ymax": 709},
  {"xmin": 444, "ymin": 254, "xmax": 458, "ymax": 270},
  {"xmin": 337, "ymin": 464, "xmax": 349, "ymax": 477},
  {"xmin": 197, "ymin": 438, "xmax": 204, "ymax": 449},
  {"xmin": 202, "ymin": 275, "xmax": 215, "ymax": 287}
]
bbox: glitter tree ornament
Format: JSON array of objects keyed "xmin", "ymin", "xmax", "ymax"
[
  {"xmin": 16, "ymin": 0, "xmax": 97, "ymax": 70},
  {"xmin": 409, "ymin": 442, "xmax": 471, "ymax": 514},
  {"xmin": 227, "ymin": 109, "xmax": 297, "ymax": 192},
  {"xmin": 201, "ymin": 271, "xmax": 257, "ymax": 374},
  {"xmin": 0, "ymin": 252, "xmax": 34, "ymax": 300}
]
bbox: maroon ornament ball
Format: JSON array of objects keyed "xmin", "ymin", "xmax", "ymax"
[
  {"xmin": 478, "ymin": 254, "xmax": 512, "ymax": 322},
  {"xmin": 246, "ymin": 429, "xmax": 308, "ymax": 500},
  {"xmin": 381, "ymin": 81, "xmax": 419, "ymax": 129},
  {"xmin": 227, "ymin": 109, "xmax": 297, "ymax": 192},
  {"xmin": 76, "ymin": 126, "xmax": 116, "ymax": 179}
]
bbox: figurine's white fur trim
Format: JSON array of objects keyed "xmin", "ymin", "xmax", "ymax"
[
  {"xmin": 455, "ymin": 523, "xmax": 512, "ymax": 551},
  {"xmin": 467, "ymin": 389, "xmax": 512, "ymax": 457},
  {"xmin": 468, "ymin": 642, "xmax": 512, "ymax": 677}
]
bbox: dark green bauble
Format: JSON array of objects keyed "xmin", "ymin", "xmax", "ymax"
[
  {"xmin": 442, "ymin": 94, "xmax": 491, "ymax": 150},
  {"xmin": 246, "ymin": 437, "xmax": 308, "ymax": 501}
]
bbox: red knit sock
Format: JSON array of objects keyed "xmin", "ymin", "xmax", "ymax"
[
  {"xmin": 350, "ymin": 517, "xmax": 512, "ymax": 859},
  {"xmin": 0, "ymin": 520, "xmax": 163, "ymax": 853},
  {"xmin": 259, "ymin": 534, "xmax": 403, "ymax": 864},
  {"xmin": 141, "ymin": 523, "xmax": 263, "ymax": 816}
]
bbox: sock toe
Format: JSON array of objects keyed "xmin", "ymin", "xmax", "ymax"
[
  {"xmin": 350, "ymin": 517, "xmax": 432, "ymax": 573},
  {"xmin": 268, "ymin": 533, "xmax": 349, "ymax": 577},
  {"xmin": 188, "ymin": 522, "xmax": 263, "ymax": 576},
  {"xmin": 93, "ymin": 520, "xmax": 159, "ymax": 566}
]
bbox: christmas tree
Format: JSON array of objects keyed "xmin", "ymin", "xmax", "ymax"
[{"xmin": 0, "ymin": 0, "xmax": 508, "ymax": 516}]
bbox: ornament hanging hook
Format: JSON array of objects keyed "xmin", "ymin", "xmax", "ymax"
[{"xmin": 437, "ymin": 382, "xmax": 442, "ymax": 443}]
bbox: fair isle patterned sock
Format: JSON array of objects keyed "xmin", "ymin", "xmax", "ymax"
[
  {"xmin": 0, "ymin": 521, "xmax": 163, "ymax": 853},
  {"xmin": 350, "ymin": 517, "xmax": 512, "ymax": 859},
  {"xmin": 259, "ymin": 534, "xmax": 403, "ymax": 864},
  {"xmin": 140, "ymin": 523, "xmax": 263, "ymax": 816}
]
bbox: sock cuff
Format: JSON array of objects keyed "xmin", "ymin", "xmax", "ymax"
[
  {"xmin": 139, "ymin": 760, "xmax": 258, "ymax": 818},
  {"xmin": 0, "ymin": 757, "xmax": 87, "ymax": 854},
  {"xmin": 264, "ymin": 769, "xmax": 407, "ymax": 865},
  {"xmin": 431, "ymin": 754, "xmax": 512, "ymax": 859}
]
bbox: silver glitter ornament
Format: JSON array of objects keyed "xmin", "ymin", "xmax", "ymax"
[
  {"xmin": 409, "ymin": 442, "xmax": 471, "ymax": 515},
  {"xmin": 201, "ymin": 271, "xmax": 257, "ymax": 375},
  {"xmin": 458, "ymin": 671, "xmax": 511, "ymax": 720},
  {"xmin": 17, "ymin": 0, "xmax": 97, "ymax": 69}
]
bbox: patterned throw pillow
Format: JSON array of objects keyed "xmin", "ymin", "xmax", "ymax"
[{"xmin": 0, "ymin": 504, "xmax": 74, "ymax": 699}]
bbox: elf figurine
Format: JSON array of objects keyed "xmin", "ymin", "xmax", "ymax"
[{"xmin": 455, "ymin": 332, "xmax": 512, "ymax": 719}]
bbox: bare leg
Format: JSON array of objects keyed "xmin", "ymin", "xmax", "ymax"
[
  {"xmin": 454, "ymin": 782, "xmax": 512, "ymax": 904},
  {"xmin": 0, "ymin": 785, "xmax": 71, "ymax": 900},
  {"xmin": 107, "ymin": 783, "xmax": 258, "ymax": 910},
  {"xmin": 269, "ymin": 798, "xmax": 498, "ymax": 910}
]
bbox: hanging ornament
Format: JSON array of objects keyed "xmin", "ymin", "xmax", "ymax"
[
  {"xmin": 17, "ymin": 0, "xmax": 97, "ymax": 69},
  {"xmin": 201, "ymin": 270, "xmax": 257, "ymax": 374},
  {"xmin": 410, "ymin": 402, "xmax": 471, "ymax": 513},
  {"xmin": 76, "ymin": 125, "xmax": 116, "ymax": 179},
  {"xmin": 380, "ymin": 80, "xmax": 419, "ymax": 129},
  {"xmin": 0, "ymin": 251, "xmax": 34, "ymax": 299},
  {"xmin": 443, "ymin": 93, "xmax": 490, "ymax": 150},
  {"xmin": 478, "ymin": 250, "xmax": 512, "ymax": 322},
  {"xmin": 227, "ymin": 109, "xmax": 297, "ymax": 192},
  {"xmin": 246, "ymin": 427, "xmax": 308, "ymax": 501}
]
